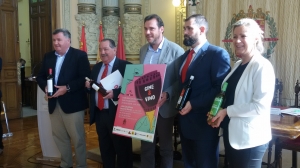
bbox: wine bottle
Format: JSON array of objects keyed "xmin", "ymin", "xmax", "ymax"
[
  {"xmin": 47, "ymin": 68, "xmax": 54, "ymax": 96},
  {"xmin": 85, "ymin": 77, "xmax": 108, "ymax": 96},
  {"xmin": 207, "ymin": 82, "xmax": 228, "ymax": 125},
  {"xmin": 176, "ymin": 75, "xmax": 194, "ymax": 111}
]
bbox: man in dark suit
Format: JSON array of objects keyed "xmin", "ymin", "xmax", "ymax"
[
  {"xmin": 85, "ymin": 38, "xmax": 133, "ymax": 168},
  {"xmin": 178, "ymin": 14, "xmax": 231, "ymax": 168},
  {"xmin": 139, "ymin": 14, "xmax": 184, "ymax": 168},
  {"xmin": 36, "ymin": 29, "xmax": 91, "ymax": 168}
]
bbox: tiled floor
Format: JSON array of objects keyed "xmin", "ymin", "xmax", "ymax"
[{"xmin": 0, "ymin": 108, "xmax": 299, "ymax": 167}]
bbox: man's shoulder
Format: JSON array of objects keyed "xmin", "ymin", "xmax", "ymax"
[
  {"xmin": 207, "ymin": 43, "xmax": 226, "ymax": 52},
  {"xmin": 164, "ymin": 38, "xmax": 183, "ymax": 50}
]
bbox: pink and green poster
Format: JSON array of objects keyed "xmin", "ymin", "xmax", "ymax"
[{"xmin": 113, "ymin": 64, "xmax": 166, "ymax": 142}]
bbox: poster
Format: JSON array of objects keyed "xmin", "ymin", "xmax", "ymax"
[{"xmin": 113, "ymin": 64, "xmax": 166, "ymax": 142}]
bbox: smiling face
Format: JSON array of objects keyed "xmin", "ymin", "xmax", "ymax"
[
  {"xmin": 144, "ymin": 18, "xmax": 164, "ymax": 47},
  {"xmin": 52, "ymin": 32, "xmax": 71, "ymax": 55},
  {"xmin": 233, "ymin": 25, "xmax": 258, "ymax": 58},
  {"xmin": 99, "ymin": 40, "xmax": 116, "ymax": 64}
]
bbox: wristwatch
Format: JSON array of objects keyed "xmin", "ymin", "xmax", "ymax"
[{"xmin": 66, "ymin": 84, "xmax": 70, "ymax": 92}]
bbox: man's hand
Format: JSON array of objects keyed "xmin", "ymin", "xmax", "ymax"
[
  {"xmin": 50, "ymin": 85, "xmax": 68, "ymax": 98},
  {"xmin": 210, "ymin": 108, "xmax": 227, "ymax": 128},
  {"xmin": 157, "ymin": 92, "xmax": 168, "ymax": 107},
  {"xmin": 179, "ymin": 101, "xmax": 192, "ymax": 115},
  {"xmin": 103, "ymin": 90, "xmax": 113, "ymax": 99},
  {"xmin": 85, "ymin": 81, "xmax": 91, "ymax": 88}
]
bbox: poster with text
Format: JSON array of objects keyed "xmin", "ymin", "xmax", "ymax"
[{"xmin": 113, "ymin": 64, "xmax": 166, "ymax": 142}]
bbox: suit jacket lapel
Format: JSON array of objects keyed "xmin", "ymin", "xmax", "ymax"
[
  {"xmin": 112, "ymin": 57, "xmax": 120, "ymax": 72},
  {"xmin": 93, "ymin": 62, "xmax": 103, "ymax": 82},
  {"xmin": 140, "ymin": 45, "xmax": 149, "ymax": 63},
  {"xmin": 184, "ymin": 42, "xmax": 209, "ymax": 82},
  {"xmin": 158, "ymin": 39, "xmax": 169, "ymax": 64},
  {"xmin": 57, "ymin": 47, "xmax": 72, "ymax": 84}
]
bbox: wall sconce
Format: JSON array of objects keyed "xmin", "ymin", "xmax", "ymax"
[{"xmin": 172, "ymin": 0, "xmax": 186, "ymax": 7}]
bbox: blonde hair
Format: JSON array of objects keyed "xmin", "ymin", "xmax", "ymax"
[{"xmin": 233, "ymin": 18, "xmax": 264, "ymax": 54}]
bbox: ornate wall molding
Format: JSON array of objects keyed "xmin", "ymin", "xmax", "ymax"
[
  {"xmin": 144, "ymin": 0, "xmax": 150, "ymax": 16},
  {"xmin": 102, "ymin": 15, "xmax": 119, "ymax": 43},
  {"xmin": 103, "ymin": 7, "xmax": 119, "ymax": 17},
  {"xmin": 62, "ymin": 0, "xmax": 71, "ymax": 31},
  {"xmin": 124, "ymin": 4, "xmax": 141, "ymax": 14},
  {"xmin": 103, "ymin": 0, "xmax": 118, "ymax": 7},
  {"xmin": 78, "ymin": 3, "xmax": 96, "ymax": 14},
  {"xmin": 125, "ymin": 0, "xmax": 142, "ymax": 4},
  {"xmin": 175, "ymin": 0, "xmax": 187, "ymax": 50},
  {"xmin": 75, "ymin": 14, "xmax": 98, "ymax": 58},
  {"xmin": 123, "ymin": 13, "xmax": 143, "ymax": 54}
]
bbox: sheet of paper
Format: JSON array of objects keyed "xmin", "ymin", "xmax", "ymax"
[
  {"xmin": 270, "ymin": 108, "xmax": 281, "ymax": 115},
  {"xmin": 280, "ymin": 108, "xmax": 300, "ymax": 116},
  {"xmin": 100, "ymin": 70, "xmax": 123, "ymax": 105}
]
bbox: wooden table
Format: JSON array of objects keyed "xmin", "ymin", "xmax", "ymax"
[{"xmin": 269, "ymin": 113, "xmax": 300, "ymax": 168}]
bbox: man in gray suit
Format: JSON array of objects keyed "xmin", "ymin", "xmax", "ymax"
[{"xmin": 139, "ymin": 14, "xmax": 184, "ymax": 168}]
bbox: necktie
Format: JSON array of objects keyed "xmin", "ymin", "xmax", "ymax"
[
  {"xmin": 98, "ymin": 64, "xmax": 108, "ymax": 110},
  {"xmin": 181, "ymin": 49, "xmax": 194, "ymax": 82}
]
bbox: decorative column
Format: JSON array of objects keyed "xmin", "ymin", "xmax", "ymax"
[
  {"xmin": 102, "ymin": 0, "xmax": 119, "ymax": 43},
  {"xmin": 75, "ymin": 0, "xmax": 98, "ymax": 62},
  {"xmin": 123, "ymin": 0, "xmax": 143, "ymax": 63}
]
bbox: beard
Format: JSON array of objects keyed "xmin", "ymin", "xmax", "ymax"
[{"xmin": 183, "ymin": 35, "xmax": 198, "ymax": 46}]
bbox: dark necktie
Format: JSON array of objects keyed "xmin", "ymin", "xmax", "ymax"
[
  {"xmin": 181, "ymin": 49, "xmax": 194, "ymax": 82},
  {"xmin": 98, "ymin": 64, "xmax": 108, "ymax": 110}
]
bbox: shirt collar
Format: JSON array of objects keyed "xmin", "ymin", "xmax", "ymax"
[
  {"xmin": 105, "ymin": 56, "xmax": 116, "ymax": 67},
  {"xmin": 148, "ymin": 37, "xmax": 165, "ymax": 52},
  {"xmin": 55, "ymin": 48, "xmax": 70, "ymax": 57},
  {"xmin": 191, "ymin": 39, "xmax": 207, "ymax": 54}
]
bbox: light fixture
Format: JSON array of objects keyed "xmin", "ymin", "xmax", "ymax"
[{"xmin": 172, "ymin": 0, "xmax": 181, "ymax": 7}]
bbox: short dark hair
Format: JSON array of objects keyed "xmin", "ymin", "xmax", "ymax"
[
  {"xmin": 52, "ymin": 28, "xmax": 71, "ymax": 39},
  {"xmin": 101, "ymin": 38, "xmax": 116, "ymax": 48},
  {"xmin": 185, "ymin": 14, "xmax": 209, "ymax": 33},
  {"xmin": 144, "ymin": 14, "xmax": 164, "ymax": 28}
]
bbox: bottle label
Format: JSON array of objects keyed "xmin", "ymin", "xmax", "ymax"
[
  {"xmin": 47, "ymin": 79, "xmax": 53, "ymax": 92},
  {"xmin": 177, "ymin": 89, "xmax": 185, "ymax": 104},
  {"xmin": 209, "ymin": 97, "xmax": 222, "ymax": 116},
  {"xmin": 92, "ymin": 83, "xmax": 99, "ymax": 91}
]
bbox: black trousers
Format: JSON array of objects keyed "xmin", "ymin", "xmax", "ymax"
[
  {"xmin": 95, "ymin": 108, "xmax": 133, "ymax": 168},
  {"xmin": 223, "ymin": 128, "xmax": 267, "ymax": 168}
]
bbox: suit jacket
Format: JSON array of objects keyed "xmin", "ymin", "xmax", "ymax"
[
  {"xmin": 224, "ymin": 54, "xmax": 275, "ymax": 149},
  {"xmin": 36, "ymin": 47, "xmax": 91, "ymax": 114},
  {"xmin": 89, "ymin": 57, "xmax": 132, "ymax": 125},
  {"xmin": 140, "ymin": 38, "xmax": 184, "ymax": 118},
  {"xmin": 178, "ymin": 42, "xmax": 231, "ymax": 140}
]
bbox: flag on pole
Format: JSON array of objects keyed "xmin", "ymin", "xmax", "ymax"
[
  {"xmin": 80, "ymin": 24, "xmax": 87, "ymax": 53},
  {"xmin": 116, "ymin": 21, "xmax": 126, "ymax": 60},
  {"xmin": 96, "ymin": 21, "xmax": 104, "ymax": 63}
]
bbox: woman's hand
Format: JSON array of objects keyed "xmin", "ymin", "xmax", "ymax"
[{"xmin": 211, "ymin": 108, "xmax": 227, "ymax": 128}]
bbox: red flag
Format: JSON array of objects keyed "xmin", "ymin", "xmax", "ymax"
[
  {"xmin": 96, "ymin": 23, "xmax": 104, "ymax": 62},
  {"xmin": 116, "ymin": 24, "xmax": 126, "ymax": 60},
  {"xmin": 80, "ymin": 25, "xmax": 87, "ymax": 53}
]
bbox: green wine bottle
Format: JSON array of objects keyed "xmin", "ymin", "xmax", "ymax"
[{"xmin": 207, "ymin": 82, "xmax": 228, "ymax": 125}]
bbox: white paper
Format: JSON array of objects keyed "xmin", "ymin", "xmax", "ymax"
[
  {"xmin": 270, "ymin": 108, "xmax": 281, "ymax": 115},
  {"xmin": 100, "ymin": 70, "xmax": 123, "ymax": 105},
  {"xmin": 280, "ymin": 108, "xmax": 300, "ymax": 116}
]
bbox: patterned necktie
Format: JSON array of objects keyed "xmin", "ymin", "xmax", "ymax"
[
  {"xmin": 181, "ymin": 49, "xmax": 194, "ymax": 82},
  {"xmin": 98, "ymin": 64, "xmax": 108, "ymax": 110}
]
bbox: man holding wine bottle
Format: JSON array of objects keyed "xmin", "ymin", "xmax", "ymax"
[
  {"xmin": 85, "ymin": 38, "xmax": 133, "ymax": 168},
  {"xmin": 177, "ymin": 14, "xmax": 231, "ymax": 168},
  {"xmin": 139, "ymin": 14, "xmax": 184, "ymax": 168},
  {"xmin": 36, "ymin": 29, "xmax": 91, "ymax": 168}
]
